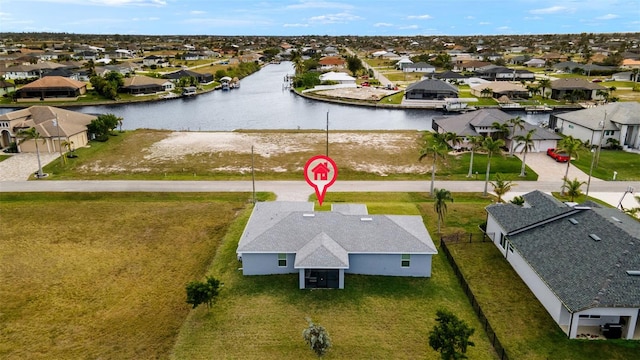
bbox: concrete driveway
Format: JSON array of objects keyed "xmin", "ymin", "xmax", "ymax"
[
  {"xmin": 516, "ymin": 152, "xmax": 602, "ymax": 183},
  {"xmin": 0, "ymin": 153, "xmax": 60, "ymax": 181}
]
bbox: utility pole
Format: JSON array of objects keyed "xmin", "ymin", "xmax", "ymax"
[
  {"xmin": 251, "ymin": 145, "xmax": 256, "ymax": 204},
  {"xmin": 326, "ymin": 110, "xmax": 329, "ymax": 157},
  {"xmin": 595, "ymin": 111, "xmax": 606, "ymax": 168},
  {"xmin": 55, "ymin": 114, "xmax": 64, "ymax": 165}
]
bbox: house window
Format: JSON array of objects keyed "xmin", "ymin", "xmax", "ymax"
[
  {"xmin": 568, "ymin": 124, "xmax": 574, "ymax": 129},
  {"xmin": 401, "ymin": 254, "xmax": 411, "ymax": 267},
  {"xmin": 579, "ymin": 314, "xmax": 601, "ymax": 319},
  {"xmin": 604, "ymin": 130, "xmax": 614, "ymax": 136},
  {"xmin": 499, "ymin": 233, "xmax": 507, "ymax": 249},
  {"xmin": 277, "ymin": 253, "xmax": 287, "ymax": 267}
]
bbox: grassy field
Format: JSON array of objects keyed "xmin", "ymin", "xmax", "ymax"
[
  {"xmin": 39, "ymin": 129, "xmax": 540, "ymax": 181},
  {"xmin": 171, "ymin": 192, "xmax": 499, "ymax": 359},
  {"xmin": 0, "ymin": 192, "xmax": 268, "ymax": 360},
  {"xmin": 571, "ymin": 147, "xmax": 640, "ymax": 181}
]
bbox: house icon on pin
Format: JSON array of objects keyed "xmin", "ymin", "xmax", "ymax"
[{"xmin": 311, "ymin": 162, "xmax": 331, "ymax": 181}]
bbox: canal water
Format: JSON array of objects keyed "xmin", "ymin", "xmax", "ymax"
[{"xmin": 1, "ymin": 62, "xmax": 550, "ymax": 131}]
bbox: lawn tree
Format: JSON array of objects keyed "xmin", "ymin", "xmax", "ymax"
[
  {"xmin": 428, "ymin": 309, "xmax": 475, "ymax": 360},
  {"xmin": 291, "ymin": 50, "xmax": 305, "ymax": 75},
  {"xmin": 562, "ymin": 177, "xmax": 587, "ymax": 202},
  {"xmin": 185, "ymin": 276, "xmax": 221, "ymax": 310},
  {"xmin": 302, "ymin": 318, "xmax": 331, "ymax": 357},
  {"xmin": 557, "ymin": 136, "xmax": 583, "ymax": 194},
  {"xmin": 419, "ymin": 132, "xmax": 451, "ymax": 196},
  {"xmin": 345, "ymin": 55, "xmax": 363, "ymax": 76},
  {"xmin": 88, "ymin": 113, "xmax": 122, "ymax": 141},
  {"xmin": 489, "ymin": 173, "xmax": 514, "ymax": 203},
  {"xmin": 514, "ymin": 129, "xmax": 536, "ymax": 177},
  {"xmin": 17, "ymin": 127, "xmax": 45, "ymax": 178},
  {"xmin": 465, "ymin": 135, "xmax": 484, "ymax": 178},
  {"xmin": 508, "ymin": 116, "xmax": 526, "ymax": 156},
  {"xmin": 433, "ymin": 188, "xmax": 454, "ymax": 234},
  {"xmin": 481, "ymin": 137, "xmax": 505, "ymax": 197},
  {"xmin": 538, "ymin": 78, "xmax": 551, "ymax": 98}
]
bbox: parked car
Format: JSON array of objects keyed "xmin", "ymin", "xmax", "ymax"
[{"xmin": 547, "ymin": 148, "xmax": 570, "ymax": 162}]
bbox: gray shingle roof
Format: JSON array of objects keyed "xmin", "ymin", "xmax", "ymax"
[
  {"xmin": 406, "ymin": 79, "xmax": 458, "ymax": 93},
  {"xmin": 553, "ymin": 102, "xmax": 640, "ymax": 129},
  {"xmin": 487, "ymin": 192, "xmax": 640, "ymax": 312},
  {"xmin": 237, "ymin": 202, "xmax": 437, "ymax": 268}
]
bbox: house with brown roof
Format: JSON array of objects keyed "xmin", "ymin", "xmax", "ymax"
[
  {"xmin": 0, "ymin": 106, "xmax": 96, "ymax": 152},
  {"xmin": 121, "ymin": 75, "xmax": 174, "ymax": 95},
  {"xmin": 540, "ymin": 52, "xmax": 568, "ymax": 63},
  {"xmin": 318, "ymin": 56, "xmax": 346, "ymax": 70},
  {"xmin": 453, "ymin": 61, "xmax": 492, "ymax": 72},
  {"xmin": 15, "ymin": 76, "xmax": 87, "ymax": 102},
  {"xmin": 549, "ymin": 78, "xmax": 607, "ymax": 101},
  {"xmin": 470, "ymin": 82, "xmax": 529, "ymax": 100}
]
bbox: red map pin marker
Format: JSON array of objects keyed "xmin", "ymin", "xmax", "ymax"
[{"xmin": 304, "ymin": 155, "xmax": 338, "ymax": 206}]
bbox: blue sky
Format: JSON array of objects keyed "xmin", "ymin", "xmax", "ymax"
[{"xmin": 1, "ymin": 0, "xmax": 638, "ymax": 36}]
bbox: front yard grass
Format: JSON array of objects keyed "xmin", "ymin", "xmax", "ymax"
[
  {"xmin": 571, "ymin": 148, "xmax": 640, "ymax": 181},
  {"xmin": 0, "ymin": 192, "xmax": 266, "ymax": 360},
  {"xmin": 171, "ymin": 192, "xmax": 498, "ymax": 360}
]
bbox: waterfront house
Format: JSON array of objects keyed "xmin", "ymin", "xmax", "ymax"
[
  {"xmin": 405, "ymin": 79, "xmax": 458, "ymax": 100},
  {"xmin": 0, "ymin": 106, "xmax": 95, "ymax": 152},
  {"xmin": 165, "ymin": 69, "xmax": 214, "ymax": 84},
  {"xmin": 485, "ymin": 191, "xmax": 640, "ymax": 340},
  {"xmin": 236, "ymin": 202, "xmax": 437, "ymax": 289},
  {"xmin": 549, "ymin": 102, "xmax": 640, "ymax": 151},
  {"xmin": 121, "ymin": 75, "xmax": 174, "ymax": 95},
  {"xmin": 15, "ymin": 76, "xmax": 87, "ymax": 102},
  {"xmin": 549, "ymin": 78, "xmax": 608, "ymax": 101}
]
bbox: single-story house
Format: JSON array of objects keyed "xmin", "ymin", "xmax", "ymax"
[
  {"xmin": 15, "ymin": 76, "xmax": 87, "ymax": 102},
  {"xmin": 524, "ymin": 58, "xmax": 546, "ymax": 68},
  {"xmin": 453, "ymin": 61, "xmax": 492, "ymax": 72},
  {"xmin": 549, "ymin": 102, "xmax": 640, "ymax": 151},
  {"xmin": 1, "ymin": 61, "xmax": 67, "ymax": 80},
  {"xmin": 236, "ymin": 202, "xmax": 437, "ymax": 289},
  {"xmin": 431, "ymin": 71, "xmax": 468, "ymax": 83},
  {"xmin": 395, "ymin": 57, "xmax": 413, "ymax": 70},
  {"xmin": 475, "ymin": 66, "xmax": 535, "ymax": 81},
  {"xmin": 0, "ymin": 79, "xmax": 17, "ymax": 97},
  {"xmin": 470, "ymin": 82, "xmax": 529, "ymax": 99},
  {"xmin": 164, "ymin": 69, "xmax": 214, "ymax": 84},
  {"xmin": 485, "ymin": 191, "xmax": 640, "ymax": 340},
  {"xmin": 318, "ymin": 56, "xmax": 346, "ymax": 70},
  {"xmin": 403, "ymin": 62, "xmax": 436, "ymax": 73},
  {"xmin": 0, "ymin": 105, "xmax": 96, "ymax": 152},
  {"xmin": 319, "ymin": 71, "xmax": 356, "ymax": 85},
  {"xmin": 121, "ymin": 75, "xmax": 174, "ymax": 95},
  {"xmin": 432, "ymin": 108, "xmax": 560, "ymax": 151},
  {"xmin": 612, "ymin": 71, "xmax": 640, "ymax": 82},
  {"xmin": 405, "ymin": 79, "xmax": 458, "ymax": 100},
  {"xmin": 142, "ymin": 55, "xmax": 166, "ymax": 67},
  {"xmin": 549, "ymin": 78, "xmax": 608, "ymax": 101}
]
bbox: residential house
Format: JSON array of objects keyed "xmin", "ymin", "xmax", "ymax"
[
  {"xmin": 403, "ymin": 62, "xmax": 436, "ymax": 73},
  {"xmin": 470, "ymin": 82, "xmax": 529, "ymax": 100},
  {"xmin": 15, "ymin": 76, "xmax": 87, "ymax": 102},
  {"xmin": 612, "ymin": 71, "xmax": 640, "ymax": 82},
  {"xmin": 549, "ymin": 78, "xmax": 608, "ymax": 101},
  {"xmin": 622, "ymin": 59, "xmax": 640, "ymax": 69},
  {"xmin": 0, "ymin": 79, "xmax": 17, "ymax": 97},
  {"xmin": 431, "ymin": 71, "xmax": 468, "ymax": 83},
  {"xmin": 395, "ymin": 57, "xmax": 413, "ymax": 70},
  {"xmin": 475, "ymin": 66, "xmax": 535, "ymax": 81},
  {"xmin": 319, "ymin": 71, "xmax": 356, "ymax": 85},
  {"xmin": 121, "ymin": 75, "xmax": 174, "ymax": 95},
  {"xmin": 485, "ymin": 191, "xmax": 640, "ymax": 340},
  {"xmin": 524, "ymin": 58, "xmax": 546, "ymax": 68},
  {"xmin": 1, "ymin": 62, "xmax": 66, "ymax": 80},
  {"xmin": 549, "ymin": 102, "xmax": 640, "ymax": 151},
  {"xmin": 165, "ymin": 69, "xmax": 214, "ymax": 84},
  {"xmin": 432, "ymin": 108, "xmax": 560, "ymax": 151},
  {"xmin": 318, "ymin": 56, "xmax": 346, "ymax": 70},
  {"xmin": 453, "ymin": 61, "xmax": 492, "ymax": 72},
  {"xmin": 540, "ymin": 52, "xmax": 568, "ymax": 64},
  {"xmin": 142, "ymin": 55, "xmax": 166, "ymax": 67},
  {"xmin": 0, "ymin": 106, "xmax": 96, "ymax": 152},
  {"xmin": 405, "ymin": 79, "xmax": 458, "ymax": 100},
  {"xmin": 236, "ymin": 202, "xmax": 437, "ymax": 289}
]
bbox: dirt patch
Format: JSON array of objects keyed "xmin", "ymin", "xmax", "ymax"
[{"xmin": 314, "ymin": 87, "xmax": 398, "ymax": 101}]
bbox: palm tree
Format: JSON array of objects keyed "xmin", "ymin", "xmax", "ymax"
[
  {"xmin": 562, "ymin": 177, "xmax": 586, "ymax": 202},
  {"xmin": 433, "ymin": 188, "xmax": 454, "ymax": 234},
  {"xmin": 507, "ymin": 116, "xmax": 526, "ymax": 156},
  {"xmin": 491, "ymin": 121, "xmax": 510, "ymax": 141},
  {"xmin": 17, "ymin": 127, "xmax": 45, "ymax": 178},
  {"xmin": 480, "ymin": 87, "xmax": 493, "ymax": 98},
  {"xmin": 290, "ymin": 50, "xmax": 304, "ymax": 75},
  {"xmin": 510, "ymin": 196, "xmax": 525, "ymax": 206},
  {"xmin": 514, "ymin": 129, "xmax": 536, "ymax": 177},
  {"xmin": 466, "ymin": 135, "xmax": 484, "ymax": 178},
  {"xmin": 482, "ymin": 137, "xmax": 505, "ymax": 196},
  {"xmin": 489, "ymin": 173, "xmax": 513, "ymax": 203},
  {"xmin": 538, "ymin": 78, "xmax": 551, "ymax": 99},
  {"xmin": 444, "ymin": 131, "xmax": 460, "ymax": 150},
  {"xmin": 557, "ymin": 136, "xmax": 583, "ymax": 193},
  {"xmin": 419, "ymin": 132, "xmax": 449, "ymax": 196}
]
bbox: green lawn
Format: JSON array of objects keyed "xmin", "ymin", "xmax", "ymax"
[
  {"xmin": 571, "ymin": 148, "xmax": 640, "ymax": 181},
  {"xmin": 171, "ymin": 192, "xmax": 498, "ymax": 359}
]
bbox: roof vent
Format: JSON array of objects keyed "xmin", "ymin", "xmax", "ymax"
[
  {"xmin": 360, "ymin": 217, "xmax": 373, "ymax": 222},
  {"xmin": 568, "ymin": 218, "xmax": 578, "ymax": 225},
  {"xmin": 589, "ymin": 234, "xmax": 601, "ymax": 241},
  {"xmin": 626, "ymin": 270, "xmax": 640, "ymax": 276},
  {"xmin": 611, "ymin": 216, "xmax": 622, "ymax": 223},
  {"xmin": 303, "ymin": 213, "xmax": 315, "ymax": 217}
]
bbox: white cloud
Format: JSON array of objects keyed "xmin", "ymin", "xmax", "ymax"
[
  {"xmin": 497, "ymin": 26, "xmax": 511, "ymax": 31},
  {"xmin": 27, "ymin": 0, "xmax": 167, "ymax": 6},
  {"xmin": 286, "ymin": 1, "xmax": 353, "ymax": 10},
  {"xmin": 524, "ymin": 16, "xmax": 543, "ymax": 21},
  {"xmin": 478, "ymin": 22, "xmax": 490, "ymax": 25},
  {"xmin": 374, "ymin": 22, "xmax": 393, "ymax": 27},
  {"xmin": 530, "ymin": 6, "xmax": 574, "ymax": 14},
  {"xmin": 308, "ymin": 12, "xmax": 362, "ymax": 24},
  {"xmin": 596, "ymin": 14, "xmax": 619, "ymax": 20},
  {"xmin": 465, "ymin": 16, "xmax": 475, "ymax": 20},
  {"xmin": 283, "ymin": 23, "xmax": 309, "ymax": 27},
  {"xmin": 399, "ymin": 24, "xmax": 419, "ymax": 30},
  {"xmin": 190, "ymin": 10, "xmax": 206, "ymax": 15},
  {"xmin": 407, "ymin": 14, "xmax": 432, "ymax": 20}
]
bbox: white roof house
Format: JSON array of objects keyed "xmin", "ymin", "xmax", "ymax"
[{"xmin": 319, "ymin": 71, "xmax": 356, "ymax": 85}]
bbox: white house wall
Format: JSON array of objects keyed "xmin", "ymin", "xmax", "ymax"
[
  {"xmin": 346, "ymin": 253, "xmax": 432, "ymax": 277},
  {"xmin": 241, "ymin": 253, "xmax": 297, "ymax": 275}
]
